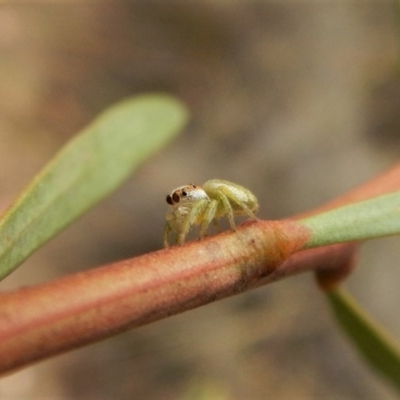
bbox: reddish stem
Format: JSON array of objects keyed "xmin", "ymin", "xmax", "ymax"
[
  {"xmin": 0, "ymin": 162, "xmax": 400, "ymax": 375},
  {"xmin": 0, "ymin": 220, "xmax": 309, "ymax": 374}
]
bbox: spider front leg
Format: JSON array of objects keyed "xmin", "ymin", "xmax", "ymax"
[
  {"xmin": 177, "ymin": 199, "xmax": 209, "ymax": 245},
  {"xmin": 163, "ymin": 221, "xmax": 173, "ymax": 248}
]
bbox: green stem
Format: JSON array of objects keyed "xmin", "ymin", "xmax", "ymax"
[{"xmin": 327, "ymin": 289, "xmax": 400, "ymax": 393}]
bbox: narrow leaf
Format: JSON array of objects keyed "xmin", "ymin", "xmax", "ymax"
[
  {"xmin": 300, "ymin": 191, "xmax": 400, "ymax": 248},
  {"xmin": 327, "ymin": 289, "xmax": 400, "ymax": 393},
  {"xmin": 0, "ymin": 94, "xmax": 189, "ymax": 280}
]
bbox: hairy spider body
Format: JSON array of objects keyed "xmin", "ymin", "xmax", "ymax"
[{"xmin": 164, "ymin": 179, "xmax": 259, "ymax": 247}]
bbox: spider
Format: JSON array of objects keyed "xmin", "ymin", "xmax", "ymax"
[{"xmin": 164, "ymin": 179, "xmax": 259, "ymax": 247}]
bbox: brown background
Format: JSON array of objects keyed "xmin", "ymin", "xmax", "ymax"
[{"xmin": 0, "ymin": 2, "xmax": 400, "ymax": 399}]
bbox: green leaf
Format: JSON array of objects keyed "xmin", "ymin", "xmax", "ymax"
[
  {"xmin": 299, "ymin": 191, "xmax": 400, "ymax": 248},
  {"xmin": 327, "ymin": 289, "xmax": 400, "ymax": 393},
  {"xmin": 0, "ymin": 94, "xmax": 189, "ymax": 280}
]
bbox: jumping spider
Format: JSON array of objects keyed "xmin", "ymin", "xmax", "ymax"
[{"xmin": 164, "ymin": 179, "xmax": 259, "ymax": 247}]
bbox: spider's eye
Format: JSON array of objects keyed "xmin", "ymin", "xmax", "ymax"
[
  {"xmin": 191, "ymin": 184, "xmax": 197, "ymax": 188},
  {"xmin": 182, "ymin": 190, "xmax": 187, "ymax": 197},
  {"xmin": 172, "ymin": 192, "xmax": 180, "ymax": 203},
  {"xmin": 166, "ymin": 195, "xmax": 173, "ymax": 205}
]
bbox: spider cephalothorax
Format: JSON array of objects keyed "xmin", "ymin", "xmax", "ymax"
[{"xmin": 164, "ymin": 179, "xmax": 259, "ymax": 247}]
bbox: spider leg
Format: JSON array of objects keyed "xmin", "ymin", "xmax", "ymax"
[
  {"xmin": 215, "ymin": 191, "xmax": 236, "ymax": 230},
  {"xmin": 199, "ymin": 199, "xmax": 218, "ymax": 238},
  {"xmin": 177, "ymin": 199, "xmax": 208, "ymax": 244},
  {"xmin": 213, "ymin": 218, "xmax": 221, "ymax": 232},
  {"xmin": 208, "ymin": 190, "xmax": 236, "ymax": 231},
  {"xmin": 220, "ymin": 186, "xmax": 258, "ymax": 220},
  {"xmin": 163, "ymin": 221, "xmax": 172, "ymax": 248}
]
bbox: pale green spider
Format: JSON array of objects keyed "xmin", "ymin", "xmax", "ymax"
[{"xmin": 164, "ymin": 179, "xmax": 259, "ymax": 247}]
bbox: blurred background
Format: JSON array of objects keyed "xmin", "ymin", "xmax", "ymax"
[{"xmin": 0, "ymin": 2, "xmax": 400, "ymax": 399}]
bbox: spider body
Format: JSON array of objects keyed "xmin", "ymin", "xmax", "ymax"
[{"xmin": 164, "ymin": 179, "xmax": 259, "ymax": 247}]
